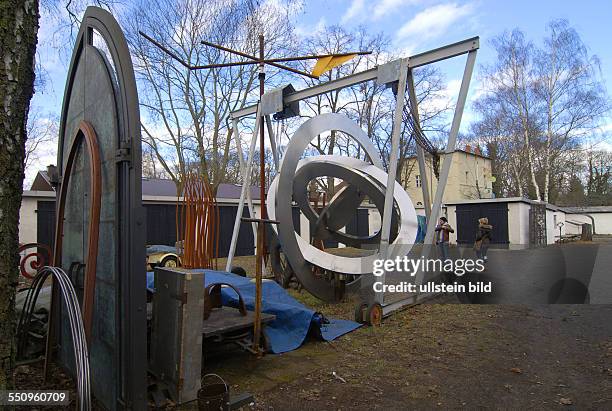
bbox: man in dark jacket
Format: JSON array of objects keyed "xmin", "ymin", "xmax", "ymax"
[
  {"xmin": 435, "ymin": 216, "xmax": 454, "ymax": 261},
  {"xmin": 474, "ymin": 217, "xmax": 492, "ymax": 261}
]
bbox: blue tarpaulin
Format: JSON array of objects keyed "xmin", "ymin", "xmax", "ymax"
[
  {"xmin": 416, "ymin": 215, "xmax": 427, "ymax": 243},
  {"xmin": 146, "ymin": 270, "xmax": 361, "ymax": 353}
]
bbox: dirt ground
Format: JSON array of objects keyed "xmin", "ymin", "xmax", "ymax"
[
  {"xmin": 14, "ymin": 298, "xmax": 612, "ymax": 410},
  {"xmin": 198, "ymin": 295, "xmax": 612, "ymax": 410},
  {"xmin": 14, "ymin": 246, "xmax": 612, "ymax": 410}
]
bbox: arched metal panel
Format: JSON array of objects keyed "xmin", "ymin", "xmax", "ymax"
[{"xmin": 55, "ymin": 7, "xmax": 146, "ymax": 410}]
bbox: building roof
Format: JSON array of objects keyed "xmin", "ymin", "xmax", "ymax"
[
  {"xmin": 443, "ymin": 197, "xmax": 535, "ymax": 206},
  {"xmin": 443, "ymin": 197, "xmax": 612, "ymax": 214},
  {"xmin": 142, "ymin": 178, "xmax": 262, "ymax": 200},
  {"xmin": 403, "ymin": 148, "xmax": 491, "ymax": 161},
  {"xmin": 216, "ymin": 183, "xmax": 262, "ymax": 200},
  {"xmin": 561, "ymin": 206, "xmax": 612, "ymax": 214},
  {"xmin": 141, "ymin": 178, "xmax": 178, "ymax": 197},
  {"xmin": 30, "ymin": 171, "xmax": 54, "ymax": 191},
  {"xmin": 28, "ymin": 171, "xmax": 263, "ymax": 201},
  {"xmin": 453, "ymin": 148, "xmax": 491, "ymax": 160},
  {"xmin": 443, "ymin": 197, "xmax": 560, "ymax": 211}
]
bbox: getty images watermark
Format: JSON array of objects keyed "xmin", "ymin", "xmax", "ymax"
[{"xmin": 371, "ymin": 256, "xmax": 491, "ymax": 294}]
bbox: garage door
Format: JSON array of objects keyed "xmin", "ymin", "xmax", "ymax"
[{"xmin": 455, "ymin": 202, "xmax": 509, "ymax": 246}]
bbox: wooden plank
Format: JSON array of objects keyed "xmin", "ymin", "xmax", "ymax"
[{"xmin": 202, "ymin": 307, "xmax": 275, "ymax": 337}]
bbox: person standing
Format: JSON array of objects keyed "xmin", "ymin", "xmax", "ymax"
[
  {"xmin": 474, "ymin": 217, "xmax": 493, "ymax": 261},
  {"xmin": 435, "ymin": 217, "xmax": 454, "ymax": 261}
]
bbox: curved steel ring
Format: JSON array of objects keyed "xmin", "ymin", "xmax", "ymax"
[
  {"xmin": 292, "ymin": 158, "xmax": 401, "ymax": 247},
  {"xmin": 267, "ymin": 113, "xmax": 418, "ymax": 301}
]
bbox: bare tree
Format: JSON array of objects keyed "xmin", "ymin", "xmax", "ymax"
[
  {"xmin": 291, "ymin": 25, "xmax": 450, "ymax": 197},
  {"xmin": 126, "ymin": 0, "xmax": 298, "ymax": 192},
  {"xmin": 476, "ymin": 29, "xmax": 541, "ymax": 199},
  {"xmin": 586, "ymin": 149, "xmax": 612, "ymax": 205},
  {"xmin": 533, "ymin": 20, "xmax": 609, "ymax": 202},
  {"xmin": 24, "ymin": 108, "xmax": 58, "ymax": 176},
  {"xmin": 471, "ymin": 21, "xmax": 610, "ymax": 201}
]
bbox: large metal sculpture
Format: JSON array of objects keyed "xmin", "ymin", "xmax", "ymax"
[
  {"xmin": 52, "ymin": 7, "xmax": 147, "ymax": 410},
  {"xmin": 267, "ymin": 113, "xmax": 418, "ymax": 301},
  {"xmin": 227, "ymin": 38, "xmax": 479, "ymax": 317}
]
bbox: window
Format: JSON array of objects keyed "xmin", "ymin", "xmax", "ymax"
[{"xmin": 416, "ymin": 175, "xmax": 421, "ymax": 188}]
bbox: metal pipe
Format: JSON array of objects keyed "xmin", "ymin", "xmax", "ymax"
[
  {"xmin": 422, "ymin": 50, "xmax": 477, "ymax": 248},
  {"xmin": 232, "ymin": 119, "xmax": 259, "ymax": 239},
  {"xmin": 18, "ymin": 267, "xmax": 92, "ymax": 410},
  {"xmin": 201, "ymin": 39, "xmax": 318, "ymax": 79},
  {"xmin": 182, "ymin": 50, "xmax": 371, "ymax": 69},
  {"xmin": 253, "ymin": 34, "xmax": 266, "ymax": 354}
]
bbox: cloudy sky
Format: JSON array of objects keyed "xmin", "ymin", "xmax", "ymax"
[{"xmin": 26, "ymin": 0, "xmax": 612, "ymax": 185}]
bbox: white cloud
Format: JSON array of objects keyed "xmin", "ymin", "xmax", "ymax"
[
  {"xmin": 294, "ymin": 16, "xmax": 327, "ymax": 38},
  {"xmin": 373, "ymin": 0, "xmax": 422, "ymax": 20},
  {"xmin": 396, "ymin": 2, "xmax": 474, "ymax": 42},
  {"xmin": 341, "ymin": 0, "xmax": 366, "ymax": 24}
]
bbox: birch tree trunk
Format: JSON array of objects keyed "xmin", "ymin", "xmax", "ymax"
[{"xmin": 0, "ymin": 0, "xmax": 39, "ymax": 388}]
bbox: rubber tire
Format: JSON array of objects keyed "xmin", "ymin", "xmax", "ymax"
[
  {"xmin": 231, "ymin": 266, "xmax": 247, "ymax": 277},
  {"xmin": 160, "ymin": 255, "xmax": 178, "ymax": 268}
]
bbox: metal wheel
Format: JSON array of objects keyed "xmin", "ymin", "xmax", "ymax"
[{"xmin": 366, "ymin": 303, "xmax": 383, "ymax": 326}]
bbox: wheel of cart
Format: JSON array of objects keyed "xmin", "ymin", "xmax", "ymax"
[{"xmin": 366, "ymin": 303, "xmax": 382, "ymax": 326}]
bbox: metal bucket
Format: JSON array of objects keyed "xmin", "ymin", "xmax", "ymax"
[{"xmin": 198, "ymin": 374, "xmax": 229, "ymax": 411}]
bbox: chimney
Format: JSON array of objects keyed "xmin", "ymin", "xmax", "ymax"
[
  {"xmin": 465, "ymin": 144, "xmax": 471, "ymax": 153},
  {"xmin": 474, "ymin": 146, "xmax": 481, "ymax": 156}
]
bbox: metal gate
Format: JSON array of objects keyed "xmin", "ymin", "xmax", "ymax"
[{"xmin": 455, "ymin": 202, "xmax": 509, "ymax": 246}]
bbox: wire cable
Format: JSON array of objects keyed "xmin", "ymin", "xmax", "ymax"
[{"xmin": 16, "ymin": 266, "xmax": 91, "ymax": 410}]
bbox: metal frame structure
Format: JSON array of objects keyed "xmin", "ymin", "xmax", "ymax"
[{"xmin": 227, "ymin": 37, "xmax": 479, "ymax": 316}]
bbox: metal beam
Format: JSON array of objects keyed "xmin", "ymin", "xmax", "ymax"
[
  {"xmin": 230, "ymin": 37, "xmax": 479, "ymax": 120},
  {"xmin": 226, "ymin": 104, "xmax": 262, "ymax": 271},
  {"xmin": 232, "ymin": 119, "xmax": 258, "ymax": 241},
  {"xmin": 421, "ymin": 49, "xmax": 478, "ymax": 262},
  {"xmin": 376, "ymin": 58, "xmax": 409, "ymax": 304},
  {"xmin": 265, "ymin": 115, "xmax": 279, "ymax": 171},
  {"xmin": 408, "ymin": 36, "xmax": 479, "ymax": 68}
]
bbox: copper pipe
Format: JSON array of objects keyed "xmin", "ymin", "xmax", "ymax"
[{"xmin": 178, "ymin": 172, "xmax": 219, "ymax": 269}]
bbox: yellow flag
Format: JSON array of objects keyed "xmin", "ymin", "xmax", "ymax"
[{"xmin": 311, "ymin": 54, "xmax": 357, "ymax": 77}]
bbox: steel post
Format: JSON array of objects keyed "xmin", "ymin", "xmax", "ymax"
[
  {"xmin": 376, "ymin": 58, "xmax": 409, "ymax": 304},
  {"xmin": 226, "ymin": 105, "xmax": 262, "ymax": 272},
  {"xmin": 418, "ymin": 50, "xmax": 477, "ymax": 287},
  {"xmin": 232, "ymin": 119, "xmax": 258, "ymax": 241}
]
